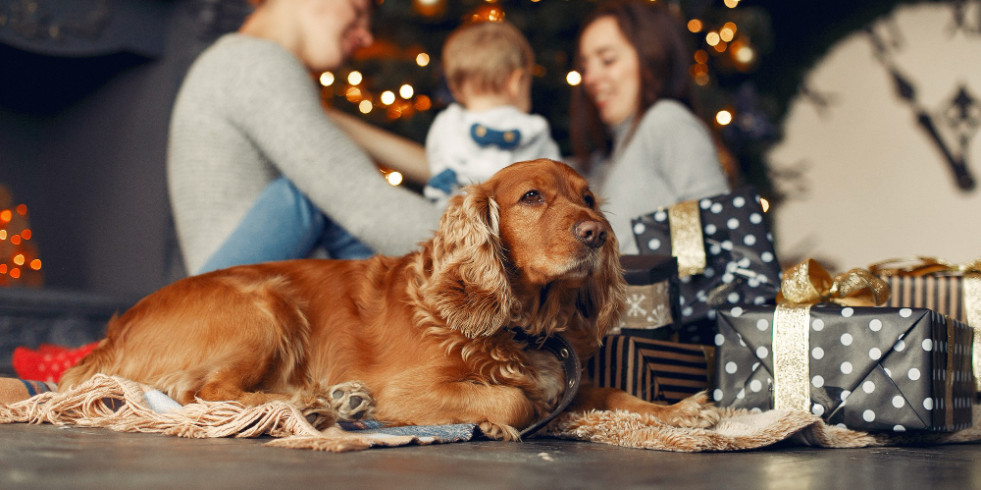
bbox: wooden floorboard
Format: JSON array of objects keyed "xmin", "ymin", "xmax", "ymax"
[{"xmin": 3, "ymin": 423, "xmax": 980, "ymax": 489}]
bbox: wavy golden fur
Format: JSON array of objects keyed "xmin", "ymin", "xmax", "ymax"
[{"xmin": 60, "ymin": 159, "xmax": 715, "ymax": 439}]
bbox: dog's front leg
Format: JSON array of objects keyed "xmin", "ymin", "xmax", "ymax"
[
  {"xmin": 375, "ymin": 381, "xmax": 539, "ymax": 441},
  {"xmin": 569, "ymin": 382, "xmax": 720, "ymax": 428}
]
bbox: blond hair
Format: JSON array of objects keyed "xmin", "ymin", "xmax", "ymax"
[{"xmin": 442, "ymin": 21, "xmax": 534, "ymax": 98}]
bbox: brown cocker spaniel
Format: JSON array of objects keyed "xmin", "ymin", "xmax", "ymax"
[{"xmin": 60, "ymin": 159, "xmax": 715, "ymax": 439}]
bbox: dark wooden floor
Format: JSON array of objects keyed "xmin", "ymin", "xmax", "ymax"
[{"xmin": 3, "ymin": 423, "xmax": 981, "ymax": 489}]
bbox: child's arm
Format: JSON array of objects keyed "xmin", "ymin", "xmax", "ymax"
[{"xmin": 326, "ymin": 108, "xmax": 431, "ymax": 186}]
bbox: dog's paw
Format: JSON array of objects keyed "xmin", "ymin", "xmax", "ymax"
[
  {"xmin": 288, "ymin": 381, "xmax": 373, "ymax": 429},
  {"xmin": 659, "ymin": 392, "xmax": 721, "ymax": 428},
  {"xmin": 478, "ymin": 421, "xmax": 520, "ymax": 441},
  {"xmin": 326, "ymin": 380, "xmax": 374, "ymax": 421}
]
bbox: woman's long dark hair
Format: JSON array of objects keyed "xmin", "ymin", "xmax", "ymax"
[{"xmin": 570, "ymin": 0, "xmax": 696, "ymax": 172}]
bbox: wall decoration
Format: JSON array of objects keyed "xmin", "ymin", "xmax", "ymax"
[{"xmin": 767, "ymin": 1, "xmax": 981, "ymax": 271}]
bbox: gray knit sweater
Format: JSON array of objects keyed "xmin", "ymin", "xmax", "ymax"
[
  {"xmin": 167, "ymin": 34, "xmax": 442, "ymax": 273},
  {"xmin": 587, "ymin": 99, "xmax": 730, "ymax": 255}
]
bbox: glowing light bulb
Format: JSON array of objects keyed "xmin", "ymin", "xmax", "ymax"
[
  {"xmin": 416, "ymin": 53, "xmax": 430, "ymax": 67},
  {"xmin": 566, "ymin": 70, "xmax": 582, "ymax": 86},
  {"xmin": 359, "ymin": 100, "xmax": 373, "ymax": 114},
  {"xmin": 715, "ymin": 110, "xmax": 733, "ymax": 126},
  {"xmin": 348, "ymin": 71, "xmax": 363, "ymax": 86},
  {"xmin": 399, "ymin": 84, "xmax": 414, "ymax": 99},
  {"xmin": 414, "ymin": 95, "xmax": 432, "ymax": 111},
  {"xmin": 319, "ymin": 72, "xmax": 335, "ymax": 87},
  {"xmin": 386, "ymin": 171, "xmax": 403, "ymax": 186},
  {"xmin": 705, "ymin": 31, "xmax": 720, "ymax": 47},
  {"xmin": 380, "ymin": 91, "xmax": 396, "ymax": 105},
  {"xmin": 735, "ymin": 45, "xmax": 755, "ymax": 64}
]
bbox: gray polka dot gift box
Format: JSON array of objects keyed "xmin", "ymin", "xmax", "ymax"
[
  {"xmin": 712, "ymin": 262, "xmax": 975, "ymax": 432},
  {"xmin": 631, "ymin": 187, "xmax": 781, "ymax": 343}
]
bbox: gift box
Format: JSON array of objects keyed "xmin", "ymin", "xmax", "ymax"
[
  {"xmin": 870, "ymin": 258, "xmax": 981, "ymax": 392},
  {"xmin": 869, "ymin": 257, "xmax": 981, "ymax": 328},
  {"xmin": 587, "ymin": 335, "xmax": 713, "ymax": 403},
  {"xmin": 614, "ymin": 254, "xmax": 679, "ymax": 339},
  {"xmin": 713, "ymin": 304, "xmax": 975, "ymax": 432},
  {"xmin": 631, "ymin": 187, "xmax": 782, "ymax": 343}
]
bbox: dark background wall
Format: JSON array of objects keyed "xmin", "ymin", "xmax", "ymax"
[{"xmin": 0, "ymin": 0, "xmax": 250, "ymax": 298}]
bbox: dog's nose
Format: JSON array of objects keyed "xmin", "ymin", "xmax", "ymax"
[{"xmin": 575, "ymin": 220, "xmax": 607, "ymax": 249}]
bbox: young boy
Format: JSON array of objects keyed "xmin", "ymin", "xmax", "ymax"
[{"xmin": 424, "ymin": 21, "xmax": 561, "ymax": 206}]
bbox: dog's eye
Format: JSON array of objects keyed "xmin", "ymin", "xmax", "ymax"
[
  {"xmin": 584, "ymin": 194, "xmax": 596, "ymax": 208},
  {"xmin": 521, "ymin": 190, "xmax": 543, "ymax": 204}
]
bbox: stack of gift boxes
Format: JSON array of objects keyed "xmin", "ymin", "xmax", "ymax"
[{"xmin": 588, "ymin": 187, "xmax": 979, "ymax": 433}]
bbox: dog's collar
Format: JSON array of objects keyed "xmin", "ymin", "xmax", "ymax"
[{"xmin": 509, "ymin": 330, "xmax": 582, "ymax": 439}]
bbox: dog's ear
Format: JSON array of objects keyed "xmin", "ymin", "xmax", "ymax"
[
  {"xmin": 576, "ymin": 232, "xmax": 627, "ymax": 346},
  {"xmin": 423, "ymin": 185, "xmax": 516, "ymax": 338}
]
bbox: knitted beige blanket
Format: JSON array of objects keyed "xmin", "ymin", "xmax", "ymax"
[{"xmin": 2, "ymin": 375, "xmax": 980, "ymax": 452}]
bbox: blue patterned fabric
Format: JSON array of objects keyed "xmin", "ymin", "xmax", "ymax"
[{"xmin": 339, "ymin": 420, "xmax": 479, "ymax": 442}]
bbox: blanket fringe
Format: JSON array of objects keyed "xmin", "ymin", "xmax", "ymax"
[{"xmin": 0, "ymin": 374, "xmax": 377, "ymax": 452}]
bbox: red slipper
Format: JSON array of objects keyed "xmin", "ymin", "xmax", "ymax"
[{"xmin": 12, "ymin": 341, "xmax": 99, "ymax": 383}]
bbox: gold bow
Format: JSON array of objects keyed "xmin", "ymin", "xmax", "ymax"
[
  {"xmin": 869, "ymin": 256, "xmax": 981, "ymax": 277},
  {"xmin": 777, "ymin": 259, "xmax": 891, "ymax": 307}
]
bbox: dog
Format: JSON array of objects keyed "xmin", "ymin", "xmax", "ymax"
[{"xmin": 60, "ymin": 159, "xmax": 716, "ymax": 439}]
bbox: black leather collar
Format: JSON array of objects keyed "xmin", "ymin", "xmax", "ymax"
[{"xmin": 510, "ymin": 330, "xmax": 582, "ymax": 439}]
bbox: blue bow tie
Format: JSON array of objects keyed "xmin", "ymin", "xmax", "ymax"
[{"xmin": 470, "ymin": 124, "xmax": 522, "ymax": 150}]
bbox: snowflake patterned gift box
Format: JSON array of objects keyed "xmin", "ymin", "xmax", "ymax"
[
  {"xmin": 713, "ymin": 304, "xmax": 975, "ymax": 432},
  {"xmin": 631, "ymin": 187, "xmax": 782, "ymax": 344},
  {"xmin": 612, "ymin": 254, "xmax": 680, "ymax": 339}
]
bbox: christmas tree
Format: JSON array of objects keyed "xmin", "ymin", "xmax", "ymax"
[{"xmin": 325, "ymin": 0, "xmax": 776, "ymax": 190}]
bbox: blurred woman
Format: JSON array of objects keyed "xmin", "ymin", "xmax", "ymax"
[
  {"xmin": 168, "ymin": 0, "xmax": 441, "ymax": 274},
  {"xmin": 571, "ymin": 0, "xmax": 729, "ymax": 254}
]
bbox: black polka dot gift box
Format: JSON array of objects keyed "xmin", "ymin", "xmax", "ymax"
[
  {"xmin": 631, "ymin": 187, "xmax": 782, "ymax": 344},
  {"xmin": 713, "ymin": 304, "xmax": 975, "ymax": 432}
]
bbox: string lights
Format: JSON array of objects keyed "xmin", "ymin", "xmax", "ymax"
[{"xmin": 0, "ymin": 185, "xmax": 43, "ymax": 288}]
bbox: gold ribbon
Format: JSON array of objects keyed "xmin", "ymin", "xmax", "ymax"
[
  {"xmin": 869, "ymin": 256, "xmax": 981, "ymax": 392},
  {"xmin": 777, "ymin": 259, "xmax": 891, "ymax": 307},
  {"xmin": 946, "ymin": 318, "xmax": 956, "ymax": 429},
  {"xmin": 771, "ymin": 260, "xmax": 891, "ymax": 411},
  {"xmin": 869, "ymin": 256, "xmax": 981, "ymax": 277},
  {"xmin": 968, "ymin": 276, "xmax": 981, "ymax": 392},
  {"xmin": 667, "ymin": 200, "xmax": 707, "ymax": 277},
  {"xmin": 772, "ymin": 304, "xmax": 811, "ymax": 412}
]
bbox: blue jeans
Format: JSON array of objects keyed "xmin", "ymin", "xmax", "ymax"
[{"xmin": 197, "ymin": 177, "xmax": 375, "ymax": 274}]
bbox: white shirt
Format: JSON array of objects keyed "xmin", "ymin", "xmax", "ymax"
[{"xmin": 424, "ymin": 103, "xmax": 561, "ymax": 206}]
